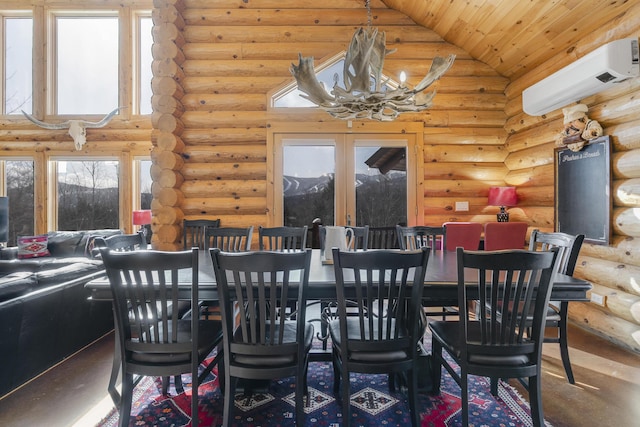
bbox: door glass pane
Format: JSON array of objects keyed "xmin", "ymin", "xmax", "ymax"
[
  {"xmin": 57, "ymin": 160, "xmax": 119, "ymax": 230},
  {"xmin": 355, "ymin": 146, "xmax": 407, "ymax": 227},
  {"xmin": 283, "ymin": 145, "xmax": 335, "ymax": 227},
  {"xmin": 4, "ymin": 17, "xmax": 33, "ymax": 114},
  {"xmin": 57, "ymin": 17, "xmax": 119, "ymax": 114},
  {"xmin": 5, "ymin": 160, "xmax": 34, "ymax": 244}
]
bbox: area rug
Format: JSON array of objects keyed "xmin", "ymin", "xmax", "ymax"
[{"xmin": 97, "ymin": 350, "xmax": 551, "ymax": 427}]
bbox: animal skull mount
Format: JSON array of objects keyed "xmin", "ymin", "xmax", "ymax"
[{"xmin": 21, "ymin": 108, "xmax": 121, "ymax": 150}]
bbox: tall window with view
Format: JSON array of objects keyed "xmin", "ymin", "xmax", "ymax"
[
  {"xmin": 4, "ymin": 16, "xmax": 32, "ymax": 114},
  {"xmin": 3, "ymin": 160, "xmax": 34, "ymax": 245},
  {"xmin": 56, "ymin": 160, "xmax": 119, "ymax": 230},
  {"xmin": 56, "ymin": 16, "xmax": 118, "ymax": 114}
]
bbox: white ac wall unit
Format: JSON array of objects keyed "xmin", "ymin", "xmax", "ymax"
[{"xmin": 522, "ymin": 38, "xmax": 639, "ymax": 116}]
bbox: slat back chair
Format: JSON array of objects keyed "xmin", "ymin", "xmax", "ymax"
[
  {"xmin": 258, "ymin": 225, "xmax": 308, "ymax": 251},
  {"xmin": 367, "ymin": 226, "xmax": 400, "ymax": 249},
  {"xmin": 210, "ymin": 248, "xmax": 314, "ymax": 427},
  {"xmin": 350, "ymin": 225, "xmax": 369, "ymax": 250},
  {"xmin": 528, "ymin": 229, "xmax": 584, "ymax": 383},
  {"xmin": 205, "ymin": 226, "xmax": 253, "ymax": 252},
  {"xmin": 442, "ymin": 222, "xmax": 482, "ymax": 251},
  {"xmin": 396, "ymin": 225, "xmax": 445, "ymax": 250},
  {"xmin": 98, "ymin": 231, "xmax": 147, "ymax": 252},
  {"xmin": 101, "ymin": 248, "xmax": 221, "ymax": 427},
  {"xmin": 483, "ymin": 222, "xmax": 529, "ymax": 250},
  {"xmin": 330, "ymin": 247, "xmax": 430, "ymax": 427},
  {"xmin": 429, "ymin": 248, "xmax": 558, "ymax": 427},
  {"xmin": 396, "ymin": 225, "xmax": 452, "ymax": 319},
  {"xmin": 183, "ymin": 219, "xmax": 220, "ymax": 250},
  {"xmin": 94, "ymin": 231, "xmax": 155, "ymax": 406}
]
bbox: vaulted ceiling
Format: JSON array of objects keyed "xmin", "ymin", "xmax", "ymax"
[{"xmin": 382, "ymin": 0, "xmax": 639, "ymax": 80}]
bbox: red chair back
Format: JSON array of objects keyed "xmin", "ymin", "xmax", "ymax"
[
  {"xmin": 442, "ymin": 222, "xmax": 482, "ymax": 251},
  {"xmin": 483, "ymin": 222, "xmax": 528, "ymax": 250}
]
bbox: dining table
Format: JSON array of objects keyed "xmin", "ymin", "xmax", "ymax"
[
  {"xmin": 85, "ymin": 248, "xmax": 592, "ymax": 305},
  {"xmin": 85, "ymin": 248, "xmax": 591, "ymax": 404}
]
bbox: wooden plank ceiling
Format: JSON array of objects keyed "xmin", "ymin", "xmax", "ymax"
[{"xmin": 381, "ymin": 0, "xmax": 639, "ymax": 79}]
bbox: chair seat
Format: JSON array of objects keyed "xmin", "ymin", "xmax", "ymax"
[
  {"xmin": 429, "ymin": 321, "xmax": 531, "ymax": 366},
  {"xmin": 328, "ymin": 318, "xmax": 409, "ymax": 362},
  {"xmin": 130, "ymin": 319, "xmax": 222, "ymax": 364},
  {"xmin": 233, "ymin": 321, "xmax": 314, "ymax": 366}
]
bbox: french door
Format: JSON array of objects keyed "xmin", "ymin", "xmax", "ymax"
[{"xmin": 270, "ymin": 132, "xmax": 422, "ymax": 228}]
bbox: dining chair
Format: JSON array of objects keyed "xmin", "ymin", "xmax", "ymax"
[
  {"xmin": 367, "ymin": 226, "xmax": 400, "ymax": 249},
  {"xmin": 210, "ymin": 248, "xmax": 314, "ymax": 427},
  {"xmin": 205, "ymin": 226, "xmax": 253, "ymax": 251},
  {"xmin": 396, "ymin": 225, "xmax": 454, "ymax": 320},
  {"xmin": 529, "ymin": 229, "xmax": 584, "ymax": 383},
  {"xmin": 483, "ymin": 221, "xmax": 528, "ymax": 250},
  {"xmin": 259, "ymin": 225, "xmax": 309, "ymax": 319},
  {"xmin": 429, "ymin": 248, "xmax": 558, "ymax": 427},
  {"xmin": 350, "ymin": 225, "xmax": 370, "ymax": 250},
  {"xmin": 101, "ymin": 248, "xmax": 222, "ymax": 427},
  {"xmin": 442, "ymin": 221, "xmax": 482, "ymax": 251},
  {"xmin": 258, "ymin": 225, "xmax": 308, "ymax": 251},
  {"xmin": 183, "ymin": 218, "xmax": 221, "ymax": 250},
  {"xmin": 318, "ymin": 225, "xmax": 369, "ymax": 350},
  {"xmin": 330, "ymin": 247, "xmax": 430, "ymax": 427},
  {"xmin": 396, "ymin": 225, "xmax": 445, "ymax": 250},
  {"xmin": 94, "ymin": 231, "xmax": 147, "ymax": 253}
]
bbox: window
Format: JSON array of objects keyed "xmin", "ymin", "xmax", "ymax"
[
  {"xmin": 54, "ymin": 159, "xmax": 119, "ymax": 230},
  {"xmin": 136, "ymin": 158, "xmax": 152, "ymax": 210},
  {"xmin": 55, "ymin": 15, "xmax": 119, "ymax": 114},
  {"xmin": 272, "ymin": 53, "xmax": 399, "ymax": 110},
  {"xmin": 272, "ymin": 132, "xmax": 419, "ymax": 228},
  {"xmin": 0, "ymin": 159, "xmax": 34, "ymax": 245},
  {"xmin": 3, "ymin": 15, "xmax": 32, "ymax": 115},
  {"xmin": 136, "ymin": 15, "xmax": 153, "ymax": 115}
]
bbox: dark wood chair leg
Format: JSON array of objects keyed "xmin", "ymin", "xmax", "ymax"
[
  {"xmin": 558, "ymin": 302, "xmax": 575, "ymax": 384},
  {"xmin": 529, "ymin": 374, "xmax": 544, "ymax": 427}
]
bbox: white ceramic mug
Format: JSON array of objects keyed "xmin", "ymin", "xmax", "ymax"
[{"xmin": 323, "ymin": 226, "xmax": 355, "ymax": 262}]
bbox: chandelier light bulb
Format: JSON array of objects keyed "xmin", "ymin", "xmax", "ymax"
[{"xmin": 399, "ymin": 71, "xmax": 407, "ymax": 87}]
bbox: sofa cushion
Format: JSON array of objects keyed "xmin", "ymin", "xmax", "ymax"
[
  {"xmin": 35, "ymin": 261, "xmax": 103, "ymax": 286},
  {"xmin": 46, "ymin": 230, "xmax": 121, "ymax": 257},
  {"xmin": 17, "ymin": 235, "xmax": 51, "ymax": 259},
  {"xmin": 0, "ymin": 272, "xmax": 37, "ymax": 302}
]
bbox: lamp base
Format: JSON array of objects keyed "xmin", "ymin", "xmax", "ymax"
[{"xmin": 497, "ymin": 206, "xmax": 510, "ymax": 222}]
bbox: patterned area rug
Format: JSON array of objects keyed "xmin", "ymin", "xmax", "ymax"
[{"xmin": 97, "ymin": 346, "xmax": 551, "ymax": 427}]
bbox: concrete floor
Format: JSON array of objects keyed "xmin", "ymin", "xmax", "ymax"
[{"xmin": 0, "ymin": 324, "xmax": 639, "ymax": 427}]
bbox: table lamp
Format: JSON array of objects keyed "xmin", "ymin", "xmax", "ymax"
[
  {"xmin": 132, "ymin": 209, "xmax": 152, "ymax": 237},
  {"xmin": 488, "ymin": 186, "xmax": 517, "ymax": 222}
]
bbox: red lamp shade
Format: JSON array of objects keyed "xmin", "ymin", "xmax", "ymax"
[
  {"xmin": 488, "ymin": 187, "xmax": 517, "ymax": 222},
  {"xmin": 488, "ymin": 186, "xmax": 517, "ymax": 207},
  {"xmin": 132, "ymin": 209, "xmax": 152, "ymax": 226}
]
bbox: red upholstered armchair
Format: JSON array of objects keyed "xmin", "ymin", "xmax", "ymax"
[
  {"xmin": 483, "ymin": 222, "xmax": 528, "ymax": 250},
  {"xmin": 442, "ymin": 222, "xmax": 482, "ymax": 251}
]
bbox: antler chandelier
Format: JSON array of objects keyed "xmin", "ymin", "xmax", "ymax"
[{"xmin": 290, "ymin": 0, "xmax": 456, "ymax": 122}]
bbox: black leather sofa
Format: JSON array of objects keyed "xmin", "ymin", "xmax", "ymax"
[{"xmin": 0, "ymin": 230, "xmax": 121, "ymax": 397}]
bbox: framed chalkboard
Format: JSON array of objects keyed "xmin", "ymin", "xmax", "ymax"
[{"xmin": 555, "ymin": 135, "xmax": 611, "ymax": 245}]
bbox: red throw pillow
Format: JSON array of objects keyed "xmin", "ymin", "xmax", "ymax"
[{"xmin": 17, "ymin": 235, "xmax": 51, "ymax": 259}]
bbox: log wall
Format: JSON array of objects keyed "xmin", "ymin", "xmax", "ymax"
[
  {"xmin": 505, "ymin": 4, "xmax": 640, "ymax": 352},
  {"xmin": 151, "ymin": 0, "xmax": 509, "ymax": 250}
]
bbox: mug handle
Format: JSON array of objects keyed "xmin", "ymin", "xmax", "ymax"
[{"xmin": 345, "ymin": 227, "xmax": 355, "ymax": 251}]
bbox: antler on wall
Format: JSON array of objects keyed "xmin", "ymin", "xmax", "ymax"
[{"xmin": 21, "ymin": 108, "xmax": 122, "ymax": 150}]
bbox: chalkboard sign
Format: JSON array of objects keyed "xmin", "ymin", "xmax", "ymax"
[{"xmin": 555, "ymin": 136, "xmax": 611, "ymax": 245}]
